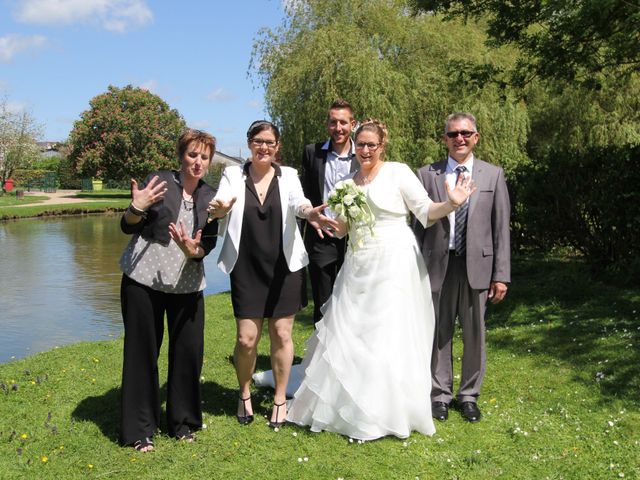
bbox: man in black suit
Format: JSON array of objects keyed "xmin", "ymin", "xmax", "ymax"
[{"xmin": 301, "ymin": 99, "xmax": 356, "ymax": 324}]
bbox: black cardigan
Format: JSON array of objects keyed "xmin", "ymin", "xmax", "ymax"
[{"xmin": 120, "ymin": 170, "xmax": 219, "ymax": 260}]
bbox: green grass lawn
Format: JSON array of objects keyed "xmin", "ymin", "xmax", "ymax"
[
  {"xmin": 0, "ymin": 257, "xmax": 638, "ymax": 479},
  {"xmin": 0, "ymin": 190, "xmax": 129, "ymax": 220},
  {"xmin": 0, "ymin": 193, "xmax": 48, "ymax": 207}
]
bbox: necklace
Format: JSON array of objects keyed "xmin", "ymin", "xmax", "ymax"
[
  {"xmin": 182, "ymin": 191, "xmax": 194, "ymax": 211},
  {"xmin": 358, "ymin": 162, "xmax": 383, "ymax": 185}
]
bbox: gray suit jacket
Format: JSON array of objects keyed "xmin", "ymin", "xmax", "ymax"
[{"xmin": 414, "ymin": 159, "xmax": 511, "ymax": 292}]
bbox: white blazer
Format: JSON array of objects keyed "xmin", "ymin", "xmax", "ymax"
[{"xmin": 215, "ymin": 164, "xmax": 311, "ymax": 274}]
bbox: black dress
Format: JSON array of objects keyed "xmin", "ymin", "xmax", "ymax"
[{"xmin": 230, "ymin": 166, "xmax": 305, "ymax": 318}]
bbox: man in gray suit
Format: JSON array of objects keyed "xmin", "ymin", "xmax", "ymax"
[{"xmin": 414, "ymin": 112, "xmax": 510, "ymax": 423}]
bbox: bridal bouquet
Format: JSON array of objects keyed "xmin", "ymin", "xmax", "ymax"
[{"xmin": 327, "ymin": 179, "xmax": 374, "ymax": 248}]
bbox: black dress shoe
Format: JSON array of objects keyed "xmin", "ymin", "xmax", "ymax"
[
  {"xmin": 431, "ymin": 401, "xmax": 449, "ymax": 421},
  {"xmin": 460, "ymin": 401, "xmax": 481, "ymax": 422}
]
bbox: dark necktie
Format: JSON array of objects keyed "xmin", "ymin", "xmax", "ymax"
[{"xmin": 454, "ymin": 166, "xmax": 469, "ymax": 255}]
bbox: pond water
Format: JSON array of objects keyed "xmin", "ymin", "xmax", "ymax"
[{"xmin": 0, "ymin": 214, "xmax": 230, "ymax": 363}]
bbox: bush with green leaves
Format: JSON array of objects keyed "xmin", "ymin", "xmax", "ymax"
[{"xmin": 68, "ymin": 85, "xmax": 186, "ymax": 183}]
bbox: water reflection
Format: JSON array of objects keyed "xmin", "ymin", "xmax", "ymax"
[{"xmin": 0, "ymin": 215, "xmax": 229, "ymax": 363}]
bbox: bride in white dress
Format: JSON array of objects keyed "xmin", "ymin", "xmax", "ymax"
[{"xmin": 258, "ymin": 120, "xmax": 474, "ymax": 440}]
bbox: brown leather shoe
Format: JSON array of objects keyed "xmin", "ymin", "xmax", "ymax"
[
  {"xmin": 431, "ymin": 401, "xmax": 449, "ymax": 421},
  {"xmin": 460, "ymin": 401, "xmax": 481, "ymax": 422}
]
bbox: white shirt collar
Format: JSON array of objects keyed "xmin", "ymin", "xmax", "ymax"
[
  {"xmin": 447, "ymin": 155, "xmax": 474, "ymax": 173},
  {"xmin": 321, "ymin": 139, "xmax": 355, "ymax": 157}
]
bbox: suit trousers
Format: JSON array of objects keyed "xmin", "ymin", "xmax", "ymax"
[
  {"xmin": 308, "ymin": 238, "xmax": 346, "ymax": 324},
  {"xmin": 431, "ymin": 255, "xmax": 488, "ymax": 404},
  {"xmin": 119, "ymin": 275, "xmax": 204, "ymax": 445}
]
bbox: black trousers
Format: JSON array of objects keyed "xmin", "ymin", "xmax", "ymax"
[
  {"xmin": 308, "ymin": 238, "xmax": 346, "ymax": 324},
  {"xmin": 119, "ymin": 275, "xmax": 204, "ymax": 445}
]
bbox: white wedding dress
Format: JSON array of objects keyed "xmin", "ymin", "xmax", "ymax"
[{"xmin": 256, "ymin": 162, "xmax": 436, "ymax": 440}]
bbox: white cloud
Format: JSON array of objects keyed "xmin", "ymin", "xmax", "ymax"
[
  {"xmin": 247, "ymin": 99, "xmax": 262, "ymax": 109},
  {"xmin": 6, "ymin": 101, "xmax": 28, "ymax": 114},
  {"xmin": 138, "ymin": 79, "xmax": 158, "ymax": 93},
  {"xmin": 13, "ymin": 0, "xmax": 153, "ymax": 32},
  {"xmin": 206, "ymin": 87, "xmax": 234, "ymax": 102},
  {"xmin": 0, "ymin": 34, "xmax": 47, "ymax": 62}
]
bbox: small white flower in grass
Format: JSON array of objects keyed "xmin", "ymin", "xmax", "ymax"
[
  {"xmin": 608, "ymin": 421, "xmax": 615, "ymax": 427},
  {"xmin": 402, "ymin": 442, "xmax": 408, "ymax": 447},
  {"xmin": 349, "ymin": 438, "xmax": 354, "ymax": 443},
  {"xmin": 619, "ymin": 473, "xmax": 625, "ymax": 478},
  {"xmin": 202, "ymin": 424, "xmax": 207, "ymax": 429},
  {"xmin": 304, "ymin": 457, "xmax": 309, "ymax": 462},
  {"xmin": 613, "ymin": 440, "xmax": 619, "ymax": 446},
  {"xmin": 292, "ymin": 432, "xmax": 297, "ymax": 437},
  {"xmin": 298, "ymin": 458, "xmax": 303, "ymax": 463}
]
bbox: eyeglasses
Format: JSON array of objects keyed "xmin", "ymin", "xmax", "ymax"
[
  {"xmin": 251, "ymin": 139, "xmax": 278, "ymax": 148},
  {"xmin": 445, "ymin": 130, "xmax": 476, "ymax": 139},
  {"xmin": 355, "ymin": 142, "xmax": 381, "ymax": 151}
]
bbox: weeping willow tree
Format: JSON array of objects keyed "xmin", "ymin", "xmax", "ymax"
[{"xmin": 250, "ymin": 0, "xmax": 529, "ymax": 176}]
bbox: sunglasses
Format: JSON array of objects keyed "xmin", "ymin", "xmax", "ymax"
[{"xmin": 445, "ymin": 130, "xmax": 476, "ymax": 139}]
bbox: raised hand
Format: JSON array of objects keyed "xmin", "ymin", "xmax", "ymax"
[
  {"xmin": 168, "ymin": 221, "xmax": 203, "ymax": 258},
  {"xmin": 130, "ymin": 176, "xmax": 168, "ymax": 211},
  {"xmin": 306, "ymin": 203, "xmax": 340, "ymax": 239},
  {"xmin": 445, "ymin": 174, "xmax": 476, "ymax": 209},
  {"xmin": 207, "ymin": 197, "xmax": 237, "ymax": 220}
]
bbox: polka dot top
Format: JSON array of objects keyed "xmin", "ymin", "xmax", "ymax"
[{"xmin": 119, "ymin": 199, "xmax": 206, "ymax": 293}]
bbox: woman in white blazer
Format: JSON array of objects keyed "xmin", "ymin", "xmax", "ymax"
[{"xmin": 208, "ymin": 120, "xmax": 337, "ymax": 429}]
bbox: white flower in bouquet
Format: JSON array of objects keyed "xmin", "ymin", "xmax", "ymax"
[{"xmin": 327, "ymin": 179, "xmax": 374, "ymax": 249}]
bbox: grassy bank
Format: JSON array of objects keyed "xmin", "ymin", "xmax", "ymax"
[
  {"xmin": 0, "ymin": 257, "xmax": 638, "ymax": 479},
  {"xmin": 0, "ymin": 190, "xmax": 129, "ymax": 220}
]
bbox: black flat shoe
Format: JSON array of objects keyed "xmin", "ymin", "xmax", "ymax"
[
  {"xmin": 237, "ymin": 394, "xmax": 254, "ymax": 425},
  {"xmin": 432, "ymin": 401, "xmax": 449, "ymax": 421},
  {"xmin": 460, "ymin": 401, "xmax": 481, "ymax": 422},
  {"xmin": 268, "ymin": 401, "xmax": 286, "ymax": 429}
]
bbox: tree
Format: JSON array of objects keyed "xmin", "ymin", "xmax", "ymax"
[
  {"xmin": 411, "ymin": 0, "xmax": 640, "ymax": 87},
  {"xmin": 68, "ymin": 85, "xmax": 186, "ymax": 182},
  {"xmin": 251, "ymin": 0, "xmax": 530, "ymax": 176},
  {"xmin": 0, "ymin": 97, "xmax": 42, "ymax": 186}
]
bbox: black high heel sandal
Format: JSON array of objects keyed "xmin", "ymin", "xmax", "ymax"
[
  {"xmin": 268, "ymin": 401, "xmax": 287, "ymax": 429},
  {"xmin": 237, "ymin": 395, "xmax": 254, "ymax": 425}
]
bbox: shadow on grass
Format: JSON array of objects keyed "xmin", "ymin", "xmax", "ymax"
[
  {"xmin": 487, "ymin": 256, "xmax": 640, "ymax": 404},
  {"xmin": 73, "ymin": 380, "xmax": 244, "ymax": 442},
  {"xmin": 72, "ymin": 387, "xmax": 121, "ymax": 443}
]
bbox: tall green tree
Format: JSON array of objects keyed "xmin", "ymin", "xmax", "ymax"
[
  {"xmin": 68, "ymin": 85, "xmax": 186, "ymax": 182},
  {"xmin": 0, "ymin": 97, "xmax": 41, "ymax": 186},
  {"xmin": 251, "ymin": 0, "xmax": 530, "ymax": 175},
  {"xmin": 411, "ymin": 0, "xmax": 640, "ymax": 87}
]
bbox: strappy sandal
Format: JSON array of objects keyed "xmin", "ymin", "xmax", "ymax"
[
  {"xmin": 268, "ymin": 401, "xmax": 286, "ymax": 429},
  {"xmin": 237, "ymin": 394, "xmax": 254, "ymax": 425},
  {"xmin": 177, "ymin": 431, "xmax": 196, "ymax": 442},
  {"xmin": 133, "ymin": 437, "xmax": 154, "ymax": 452}
]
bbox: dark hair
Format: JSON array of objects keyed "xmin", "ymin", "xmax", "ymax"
[
  {"xmin": 177, "ymin": 128, "xmax": 216, "ymax": 159},
  {"xmin": 246, "ymin": 120, "xmax": 280, "ymax": 143},
  {"xmin": 327, "ymin": 98, "xmax": 353, "ymax": 119}
]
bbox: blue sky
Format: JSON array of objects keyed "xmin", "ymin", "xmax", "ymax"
[{"xmin": 0, "ymin": 0, "xmax": 286, "ymax": 158}]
